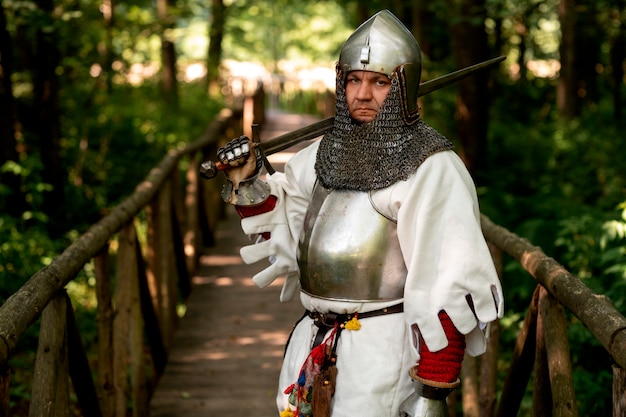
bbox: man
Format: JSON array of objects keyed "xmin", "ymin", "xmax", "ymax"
[{"xmin": 216, "ymin": 10, "xmax": 504, "ymax": 417}]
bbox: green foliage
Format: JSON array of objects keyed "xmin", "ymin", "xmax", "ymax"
[
  {"xmin": 479, "ymin": 75, "xmax": 626, "ymax": 414},
  {"xmin": 0, "ymin": 216, "xmax": 61, "ymax": 303},
  {"xmin": 223, "ymin": 0, "xmax": 353, "ymax": 68}
]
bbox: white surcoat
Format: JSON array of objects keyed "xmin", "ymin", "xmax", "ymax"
[{"xmin": 237, "ymin": 140, "xmax": 504, "ymax": 416}]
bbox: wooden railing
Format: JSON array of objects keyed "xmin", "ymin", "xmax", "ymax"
[
  {"xmin": 476, "ymin": 215, "xmax": 626, "ymax": 417},
  {"xmin": 0, "ymin": 87, "xmax": 265, "ymax": 417}
]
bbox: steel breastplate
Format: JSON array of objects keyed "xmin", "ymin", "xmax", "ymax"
[{"xmin": 297, "ymin": 183, "xmax": 407, "ymax": 301}]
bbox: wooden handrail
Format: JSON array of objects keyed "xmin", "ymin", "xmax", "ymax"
[
  {"xmin": 0, "ymin": 107, "xmax": 242, "ymax": 368},
  {"xmin": 0, "ymin": 86, "xmax": 261, "ymax": 416},
  {"xmin": 481, "ymin": 214, "xmax": 626, "ymax": 369}
]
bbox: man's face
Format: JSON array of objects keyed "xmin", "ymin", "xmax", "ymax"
[{"xmin": 345, "ymin": 70, "xmax": 392, "ymax": 123}]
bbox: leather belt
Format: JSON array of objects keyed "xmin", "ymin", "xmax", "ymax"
[{"xmin": 306, "ymin": 303, "xmax": 404, "ymax": 348}]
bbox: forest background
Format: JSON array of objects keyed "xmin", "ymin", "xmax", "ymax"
[{"xmin": 0, "ymin": 0, "xmax": 625, "ymax": 415}]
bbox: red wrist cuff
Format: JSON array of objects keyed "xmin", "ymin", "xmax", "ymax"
[
  {"xmin": 235, "ymin": 195, "xmax": 277, "ymax": 218},
  {"xmin": 417, "ymin": 311, "xmax": 465, "ymax": 383},
  {"xmin": 235, "ymin": 195, "xmax": 277, "ymax": 240}
]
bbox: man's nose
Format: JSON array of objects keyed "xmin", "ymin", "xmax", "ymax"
[{"xmin": 355, "ymin": 83, "xmax": 373, "ymax": 100}]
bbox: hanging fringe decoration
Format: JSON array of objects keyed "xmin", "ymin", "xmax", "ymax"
[{"xmin": 283, "ymin": 313, "xmax": 363, "ymax": 416}]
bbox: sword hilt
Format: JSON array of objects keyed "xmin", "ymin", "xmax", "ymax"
[{"xmin": 200, "ymin": 124, "xmax": 271, "ymax": 180}]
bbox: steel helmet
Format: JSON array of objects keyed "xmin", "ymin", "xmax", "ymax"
[{"xmin": 338, "ymin": 10, "xmax": 422, "ymax": 124}]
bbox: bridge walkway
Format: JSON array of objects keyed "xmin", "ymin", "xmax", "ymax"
[{"xmin": 149, "ymin": 110, "xmax": 322, "ymax": 417}]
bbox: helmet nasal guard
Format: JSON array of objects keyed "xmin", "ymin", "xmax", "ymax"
[{"xmin": 338, "ymin": 9, "xmax": 422, "ymax": 124}]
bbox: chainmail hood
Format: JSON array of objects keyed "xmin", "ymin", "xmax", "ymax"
[{"xmin": 315, "ymin": 68, "xmax": 454, "ymax": 191}]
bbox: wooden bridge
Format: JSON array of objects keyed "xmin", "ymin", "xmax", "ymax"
[
  {"xmin": 1, "ymin": 89, "xmax": 625, "ymax": 417},
  {"xmin": 148, "ymin": 110, "xmax": 319, "ymax": 417}
]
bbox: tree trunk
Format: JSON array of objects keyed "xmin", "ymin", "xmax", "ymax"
[
  {"xmin": 411, "ymin": 0, "xmax": 436, "ymax": 59},
  {"xmin": 447, "ymin": 0, "xmax": 492, "ymax": 177},
  {"xmin": 207, "ymin": 0, "xmax": 226, "ymax": 96},
  {"xmin": 0, "ymin": 2, "xmax": 23, "ymax": 217},
  {"xmin": 100, "ymin": 0, "xmax": 115, "ymax": 92},
  {"xmin": 609, "ymin": 1, "xmax": 625, "ymax": 122},
  {"xmin": 573, "ymin": 0, "xmax": 601, "ymax": 106},
  {"xmin": 33, "ymin": 0, "xmax": 64, "ymax": 237},
  {"xmin": 557, "ymin": 0, "xmax": 580, "ymax": 119},
  {"xmin": 158, "ymin": 0, "xmax": 178, "ymax": 107}
]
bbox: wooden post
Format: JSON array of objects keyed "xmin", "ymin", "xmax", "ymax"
[
  {"xmin": 136, "ymin": 230, "xmax": 168, "ymax": 378},
  {"xmin": 184, "ymin": 153, "xmax": 201, "ymax": 274},
  {"xmin": 613, "ymin": 365, "xmax": 626, "ymax": 417},
  {"xmin": 533, "ymin": 292, "xmax": 552, "ymax": 416},
  {"xmin": 171, "ymin": 187, "xmax": 191, "ymax": 300},
  {"xmin": 66, "ymin": 293, "xmax": 103, "ymax": 417},
  {"xmin": 461, "ymin": 354, "xmax": 480, "ymax": 417},
  {"xmin": 496, "ymin": 286, "xmax": 539, "ymax": 417},
  {"xmin": 114, "ymin": 223, "xmax": 134, "ymax": 417},
  {"xmin": 539, "ymin": 286, "xmax": 579, "ymax": 417},
  {"xmin": 146, "ymin": 180, "xmax": 178, "ymax": 351},
  {"xmin": 243, "ymin": 95, "xmax": 253, "ymax": 138},
  {"xmin": 480, "ymin": 242, "xmax": 503, "ymax": 417},
  {"xmin": 479, "ymin": 320, "xmax": 500, "ymax": 417},
  {"xmin": 95, "ymin": 246, "xmax": 115, "ymax": 417},
  {"xmin": 0, "ymin": 365, "xmax": 9, "ymax": 417},
  {"xmin": 30, "ymin": 293, "xmax": 70, "ymax": 417},
  {"xmin": 169, "ymin": 166, "xmax": 191, "ymax": 298},
  {"xmin": 120, "ymin": 222, "xmax": 150, "ymax": 417}
]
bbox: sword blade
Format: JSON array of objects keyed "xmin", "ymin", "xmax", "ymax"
[{"xmin": 200, "ymin": 56, "xmax": 504, "ymax": 179}]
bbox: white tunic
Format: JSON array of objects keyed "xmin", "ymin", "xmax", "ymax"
[{"xmin": 237, "ymin": 141, "xmax": 504, "ymax": 416}]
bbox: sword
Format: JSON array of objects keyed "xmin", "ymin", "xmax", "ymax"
[{"xmin": 200, "ymin": 55, "xmax": 505, "ymax": 179}]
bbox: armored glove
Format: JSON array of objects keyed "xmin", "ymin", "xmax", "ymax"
[
  {"xmin": 400, "ymin": 311, "xmax": 464, "ymax": 417},
  {"xmin": 217, "ymin": 135, "xmax": 269, "ymax": 206},
  {"xmin": 398, "ymin": 367, "xmax": 459, "ymax": 417}
]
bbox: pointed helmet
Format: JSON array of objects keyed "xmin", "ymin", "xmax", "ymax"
[{"xmin": 338, "ymin": 9, "xmax": 422, "ymax": 124}]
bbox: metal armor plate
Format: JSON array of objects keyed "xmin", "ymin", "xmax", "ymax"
[{"xmin": 297, "ymin": 184, "xmax": 407, "ymax": 301}]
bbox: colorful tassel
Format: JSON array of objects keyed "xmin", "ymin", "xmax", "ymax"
[
  {"xmin": 280, "ymin": 406, "xmax": 295, "ymax": 417},
  {"xmin": 344, "ymin": 316, "xmax": 361, "ymax": 330}
]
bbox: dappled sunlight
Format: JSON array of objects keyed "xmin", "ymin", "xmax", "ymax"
[
  {"xmin": 192, "ymin": 274, "xmax": 286, "ymax": 287},
  {"xmin": 200, "ymin": 254, "xmax": 244, "ymax": 266},
  {"xmin": 174, "ymin": 329, "xmax": 291, "ymax": 363},
  {"xmin": 249, "ymin": 313, "xmax": 276, "ymax": 322},
  {"xmin": 527, "ymin": 59, "xmax": 560, "ymax": 78},
  {"xmin": 213, "ymin": 276, "xmax": 235, "ymax": 286}
]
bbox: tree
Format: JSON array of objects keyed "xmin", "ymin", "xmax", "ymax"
[
  {"xmin": 608, "ymin": 0, "xmax": 625, "ymax": 121},
  {"xmin": 0, "ymin": 2, "xmax": 23, "ymax": 217},
  {"xmin": 447, "ymin": 0, "xmax": 493, "ymax": 176},
  {"xmin": 557, "ymin": 0, "xmax": 580, "ymax": 119},
  {"xmin": 158, "ymin": 0, "xmax": 178, "ymax": 106},
  {"xmin": 99, "ymin": 0, "xmax": 115, "ymax": 93},
  {"xmin": 32, "ymin": 0, "xmax": 64, "ymax": 236},
  {"xmin": 207, "ymin": 0, "xmax": 226, "ymax": 95}
]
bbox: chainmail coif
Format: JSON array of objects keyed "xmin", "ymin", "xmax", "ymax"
[{"xmin": 315, "ymin": 72, "xmax": 454, "ymax": 191}]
